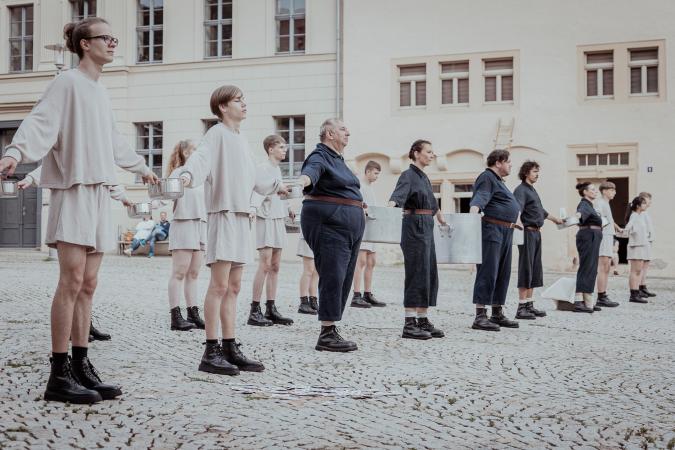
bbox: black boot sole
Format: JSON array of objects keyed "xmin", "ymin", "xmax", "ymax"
[
  {"xmin": 234, "ymin": 364, "xmax": 265, "ymax": 373},
  {"xmin": 90, "ymin": 335, "xmax": 111, "ymax": 341},
  {"xmin": 44, "ymin": 390, "xmax": 103, "ymax": 404},
  {"xmin": 515, "ymin": 314, "xmax": 536, "ymax": 320},
  {"xmin": 365, "ymin": 302, "xmax": 387, "ymax": 307},
  {"xmin": 629, "ymin": 299, "xmax": 648, "ymax": 304},
  {"xmin": 94, "ymin": 387, "xmax": 123, "ymax": 400},
  {"xmin": 171, "ymin": 325, "xmax": 195, "ymax": 331},
  {"xmin": 246, "ymin": 320, "xmax": 274, "ymax": 326},
  {"xmin": 491, "ymin": 322, "xmax": 519, "ymax": 328},
  {"xmin": 573, "ymin": 309, "xmax": 594, "ymax": 313},
  {"xmin": 268, "ymin": 320, "xmax": 294, "ymax": 326},
  {"xmin": 471, "ymin": 324, "xmax": 500, "ymax": 331},
  {"xmin": 350, "ymin": 303, "xmax": 371, "ymax": 308},
  {"xmin": 198, "ymin": 363, "xmax": 240, "ymax": 376},
  {"xmin": 402, "ymin": 332, "xmax": 433, "ymax": 340},
  {"xmin": 298, "ymin": 308, "xmax": 317, "ymax": 315},
  {"xmin": 315, "ymin": 344, "xmax": 358, "ymax": 352}
]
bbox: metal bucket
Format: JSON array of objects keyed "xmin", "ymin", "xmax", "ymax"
[
  {"xmin": 127, "ymin": 202, "xmax": 153, "ymax": 218},
  {"xmin": 148, "ymin": 178, "xmax": 184, "ymax": 200},
  {"xmin": 285, "ymin": 215, "xmax": 301, "ymax": 233},
  {"xmin": 556, "ymin": 216, "xmax": 580, "ymax": 230},
  {"xmin": 0, "ymin": 180, "xmax": 18, "ymax": 198},
  {"xmin": 434, "ymin": 213, "xmax": 482, "ymax": 264},
  {"xmin": 513, "ymin": 227, "xmax": 524, "ymax": 246},
  {"xmin": 362, "ymin": 206, "xmax": 402, "ymax": 244}
]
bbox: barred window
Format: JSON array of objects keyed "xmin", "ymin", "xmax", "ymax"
[
  {"xmin": 629, "ymin": 48, "xmax": 658, "ymax": 95},
  {"xmin": 204, "ymin": 0, "xmax": 233, "ymax": 58},
  {"xmin": 137, "ymin": 0, "xmax": 163, "ymax": 63},
  {"xmin": 135, "ymin": 122, "xmax": 163, "ymax": 181},
  {"xmin": 275, "ymin": 116, "xmax": 305, "ymax": 178},
  {"xmin": 276, "ymin": 0, "xmax": 305, "ymax": 54},
  {"xmin": 585, "ymin": 51, "xmax": 613, "ymax": 98},
  {"xmin": 440, "ymin": 61, "xmax": 469, "ymax": 105},
  {"xmin": 9, "ymin": 5, "xmax": 33, "ymax": 73},
  {"xmin": 398, "ymin": 65, "xmax": 426, "ymax": 108},
  {"xmin": 484, "ymin": 58, "xmax": 513, "ymax": 102}
]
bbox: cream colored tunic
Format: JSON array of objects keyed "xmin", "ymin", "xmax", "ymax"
[
  {"xmin": 26, "ymin": 166, "xmax": 129, "ymax": 203},
  {"xmin": 626, "ymin": 212, "xmax": 650, "ymax": 260},
  {"xmin": 252, "ymin": 160, "xmax": 289, "ymax": 250},
  {"xmin": 360, "ymin": 181, "xmax": 378, "ymax": 253},
  {"xmin": 594, "ymin": 197, "xmax": 615, "ymax": 258},
  {"xmin": 179, "ymin": 124, "xmax": 280, "ymax": 265}
]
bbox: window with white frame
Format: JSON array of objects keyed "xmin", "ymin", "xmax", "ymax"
[
  {"xmin": 431, "ymin": 181, "xmax": 442, "ymax": 210},
  {"xmin": 137, "ymin": 0, "xmax": 163, "ymax": 63},
  {"xmin": 276, "ymin": 0, "xmax": 305, "ymax": 54},
  {"xmin": 398, "ymin": 65, "xmax": 426, "ymax": 108},
  {"xmin": 204, "ymin": 0, "xmax": 233, "ymax": 58},
  {"xmin": 70, "ymin": 0, "xmax": 97, "ymax": 67},
  {"xmin": 9, "ymin": 5, "xmax": 33, "ymax": 73},
  {"xmin": 585, "ymin": 51, "xmax": 613, "ymax": 98},
  {"xmin": 576, "ymin": 152, "xmax": 629, "ymax": 167},
  {"xmin": 135, "ymin": 122, "xmax": 163, "ymax": 180},
  {"xmin": 452, "ymin": 183, "xmax": 473, "ymax": 213},
  {"xmin": 440, "ymin": 61, "xmax": 469, "ymax": 105},
  {"xmin": 629, "ymin": 48, "xmax": 658, "ymax": 95},
  {"xmin": 484, "ymin": 58, "xmax": 513, "ymax": 102},
  {"xmin": 275, "ymin": 116, "xmax": 305, "ymax": 178}
]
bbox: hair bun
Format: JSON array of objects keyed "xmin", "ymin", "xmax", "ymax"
[
  {"xmin": 575, "ymin": 182, "xmax": 585, "ymax": 190},
  {"xmin": 63, "ymin": 22, "xmax": 77, "ymax": 53}
]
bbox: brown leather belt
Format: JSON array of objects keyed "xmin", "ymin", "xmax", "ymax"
[
  {"xmin": 482, "ymin": 216, "xmax": 523, "ymax": 230},
  {"xmin": 525, "ymin": 226, "xmax": 540, "ymax": 232},
  {"xmin": 304, "ymin": 195, "xmax": 366, "ymax": 209},
  {"xmin": 403, "ymin": 209, "xmax": 434, "ymax": 215},
  {"xmin": 578, "ymin": 225, "xmax": 602, "ymax": 230}
]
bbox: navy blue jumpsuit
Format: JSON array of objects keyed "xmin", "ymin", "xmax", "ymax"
[
  {"xmin": 575, "ymin": 198, "xmax": 603, "ymax": 293},
  {"xmin": 389, "ymin": 165, "xmax": 439, "ymax": 308},
  {"xmin": 300, "ymin": 143, "xmax": 366, "ymax": 322},
  {"xmin": 513, "ymin": 182, "xmax": 548, "ymax": 289},
  {"xmin": 470, "ymin": 169, "xmax": 521, "ymax": 306}
]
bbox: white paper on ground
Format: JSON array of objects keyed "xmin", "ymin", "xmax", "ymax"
[{"xmin": 541, "ymin": 277, "xmax": 577, "ymax": 302}]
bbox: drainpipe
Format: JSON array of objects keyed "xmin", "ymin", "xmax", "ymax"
[{"xmin": 335, "ymin": 0, "xmax": 342, "ymax": 118}]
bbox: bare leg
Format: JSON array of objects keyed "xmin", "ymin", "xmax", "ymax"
[
  {"xmin": 629, "ymin": 260, "xmax": 644, "ymax": 290},
  {"xmin": 309, "ymin": 265, "xmax": 319, "ymax": 297},
  {"xmin": 168, "ymin": 250, "xmax": 192, "ymax": 309},
  {"xmin": 204, "ymin": 261, "xmax": 231, "ymax": 340},
  {"xmin": 51, "ymin": 243, "xmax": 88, "ymax": 353},
  {"xmin": 265, "ymin": 249, "xmax": 282, "ymax": 300},
  {"xmin": 300, "ymin": 256, "xmax": 313, "ymax": 297},
  {"xmin": 252, "ymin": 248, "xmax": 272, "ymax": 303},
  {"xmin": 641, "ymin": 260, "xmax": 650, "ymax": 285},
  {"xmin": 353, "ymin": 251, "xmax": 367, "ymax": 293},
  {"xmin": 221, "ymin": 265, "xmax": 242, "ymax": 339},
  {"xmin": 364, "ymin": 252, "xmax": 376, "ymax": 292},
  {"xmin": 71, "ymin": 252, "xmax": 104, "ymax": 347},
  {"xmin": 597, "ymin": 256, "xmax": 611, "ymax": 293},
  {"xmin": 184, "ymin": 250, "xmax": 203, "ymax": 308}
]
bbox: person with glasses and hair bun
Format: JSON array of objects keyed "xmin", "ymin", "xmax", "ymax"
[
  {"xmin": 0, "ymin": 17, "xmax": 157, "ymax": 404},
  {"xmin": 573, "ymin": 182, "xmax": 603, "ymax": 313}
]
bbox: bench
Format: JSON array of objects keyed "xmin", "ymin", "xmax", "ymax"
[{"xmin": 117, "ymin": 229, "xmax": 170, "ymax": 256}]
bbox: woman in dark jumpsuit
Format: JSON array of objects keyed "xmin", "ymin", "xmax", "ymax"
[
  {"xmin": 298, "ymin": 118, "xmax": 365, "ymax": 353},
  {"xmin": 574, "ymin": 182, "xmax": 603, "ymax": 313},
  {"xmin": 388, "ymin": 140, "xmax": 447, "ymax": 340}
]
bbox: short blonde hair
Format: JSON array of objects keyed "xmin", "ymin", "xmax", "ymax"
[
  {"xmin": 263, "ymin": 134, "xmax": 286, "ymax": 154},
  {"xmin": 599, "ymin": 181, "xmax": 616, "ymax": 192},
  {"xmin": 209, "ymin": 85, "xmax": 243, "ymax": 119}
]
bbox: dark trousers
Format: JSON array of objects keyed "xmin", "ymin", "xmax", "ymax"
[
  {"xmin": 575, "ymin": 228, "xmax": 602, "ymax": 293},
  {"xmin": 473, "ymin": 222, "xmax": 513, "ymax": 306},
  {"xmin": 517, "ymin": 229, "xmax": 543, "ymax": 289},
  {"xmin": 301, "ymin": 201, "xmax": 365, "ymax": 322},
  {"xmin": 401, "ymin": 215, "xmax": 438, "ymax": 308}
]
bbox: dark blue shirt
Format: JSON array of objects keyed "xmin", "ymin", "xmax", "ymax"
[
  {"xmin": 470, "ymin": 168, "xmax": 520, "ymax": 223},
  {"xmin": 154, "ymin": 220, "xmax": 170, "ymax": 236},
  {"xmin": 301, "ymin": 143, "xmax": 363, "ymax": 201},
  {"xmin": 577, "ymin": 198, "xmax": 602, "ymax": 226},
  {"xmin": 513, "ymin": 182, "xmax": 549, "ymax": 228},
  {"xmin": 389, "ymin": 164, "xmax": 438, "ymax": 213}
]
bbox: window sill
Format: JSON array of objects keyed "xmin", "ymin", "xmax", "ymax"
[
  {"xmin": 483, "ymin": 101, "xmax": 515, "ymax": 106},
  {"xmin": 204, "ymin": 55, "xmax": 233, "ymax": 60},
  {"xmin": 440, "ymin": 103, "xmax": 470, "ymax": 109},
  {"xmin": 629, "ymin": 93, "xmax": 659, "ymax": 97},
  {"xmin": 398, "ymin": 106, "xmax": 427, "ymax": 110},
  {"xmin": 584, "ymin": 95, "xmax": 614, "ymax": 100},
  {"xmin": 275, "ymin": 51, "xmax": 306, "ymax": 56}
]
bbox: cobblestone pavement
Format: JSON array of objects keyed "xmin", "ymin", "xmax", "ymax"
[{"xmin": 1, "ymin": 249, "xmax": 673, "ymax": 449}]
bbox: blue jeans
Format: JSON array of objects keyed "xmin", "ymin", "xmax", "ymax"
[
  {"xmin": 130, "ymin": 238, "xmax": 147, "ymax": 252},
  {"xmin": 149, "ymin": 230, "xmax": 167, "ymax": 256}
]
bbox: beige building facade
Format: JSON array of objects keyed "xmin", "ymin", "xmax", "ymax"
[{"xmin": 1, "ymin": 0, "xmax": 674, "ymax": 276}]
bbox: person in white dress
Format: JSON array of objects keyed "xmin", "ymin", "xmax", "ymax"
[
  {"xmin": 165, "ymin": 140, "xmax": 207, "ymax": 332},
  {"xmin": 248, "ymin": 135, "xmax": 295, "ymax": 327},
  {"xmin": 178, "ymin": 85, "xmax": 288, "ymax": 376},
  {"xmin": 594, "ymin": 181, "xmax": 623, "ymax": 307},
  {"xmin": 351, "ymin": 160, "xmax": 386, "ymax": 308},
  {"xmin": 0, "ymin": 17, "xmax": 157, "ymax": 404},
  {"xmin": 638, "ymin": 192, "xmax": 657, "ymax": 298},
  {"xmin": 624, "ymin": 196, "xmax": 650, "ymax": 304}
]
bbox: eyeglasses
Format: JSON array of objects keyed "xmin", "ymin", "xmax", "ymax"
[{"xmin": 85, "ymin": 35, "xmax": 119, "ymax": 46}]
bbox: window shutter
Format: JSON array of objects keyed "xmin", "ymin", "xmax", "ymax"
[
  {"xmin": 458, "ymin": 78, "xmax": 469, "ymax": 103},
  {"xmin": 602, "ymin": 69, "xmax": 613, "ymax": 96},
  {"xmin": 501, "ymin": 75, "xmax": 513, "ymax": 101},
  {"xmin": 400, "ymin": 82, "xmax": 411, "ymax": 107},
  {"xmin": 647, "ymin": 66, "xmax": 658, "ymax": 93},
  {"xmin": 586, "ymin": 71, "xmax": 598, "ymax": 96},
  {"xmin": 416, "ymin": 81, "xmax": 426, "ymax": 106},
  {"xmin": 485, "ymin": 77, "xmax": 496, "ymax": 102},
  {"xmin": 441, "ymin": 79, "xmax": 453, "ymax": 104},
  {"xmin": 630, "ymin": 67, "xmax": 641, "ymax": 94}
]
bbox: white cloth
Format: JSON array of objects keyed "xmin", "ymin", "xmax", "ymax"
[
  {"xmin": 179, "ymin": 124, "xmax": 280, "ymax": 214},
  {"xmin": 169, "ymin": 167, "xmax": 206, "ymax": 221},
  {"xmin": 169, "ymin": 219, "xmax": 206, "ymax": 251},
  {"xmin": 643, "ymin": 211, "xmax": 655, "ymax": 242},
  {"xmin": 360, "ymin": 180, "xmax": 379, "ymax": 208},
  {"xmin": 628, "ymin": 243, "xmax": 651, "ymax": 260},
  {"xmin": 296, "ymin": 236, "xmax": 314, "ymax": 258},
  {"xmin": 26, "ymin": 166, "xmax": 128, "ymax": 203},
  {"xmin": 4, "ymin": 69, "xmax": 150, "ymax": 188},
  {"xmin": 255, "ymin": 217, "xmax": 286, "ymax": 249},
  {"xmin": 133, "ymin": 219, "xmax": 155, "ymax": 241},
  {"xmin": 253, "ymin": 160, "xmax": 290, "ymax": 220},
  {"xmin": 594, "ymin": 197, "xmax": 615, "ymax": 236},
  {"xmin": 360, "ymin": 242, "xmax": 375, "ymax": 253},
  {"xmin": 599, "ymin": 234, "xmax": 614, "ymax": 258},
  {"xmin": 46, "ymin": 184, "xmax": 114, "ymax": 253},
  {"xmin": 205, "ymin": 211, "xmax": 253, "ymax": 266},
  {"xmin": 626, "ymin": 212, "xmax": 649, "ymax": 247}
]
